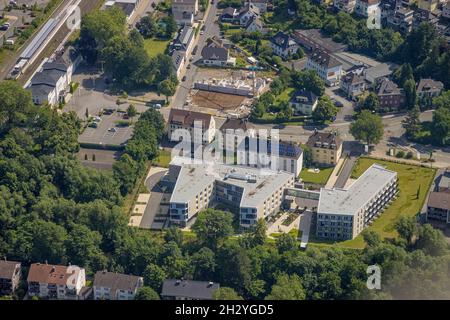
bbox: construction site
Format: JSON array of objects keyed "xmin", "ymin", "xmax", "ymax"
[{"xmin": 187, "ymin": 69, "xmax": 271, "ymax": 117}]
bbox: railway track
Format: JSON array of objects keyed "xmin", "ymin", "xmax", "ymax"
[{"xmin": 18, "ymin": 0, "xmax": 103, "ymax": 86}]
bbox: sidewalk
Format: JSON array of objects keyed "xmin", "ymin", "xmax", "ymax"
[{"xmin": 325, "ymin": 157, "xmax": 346, "ymax": 189}]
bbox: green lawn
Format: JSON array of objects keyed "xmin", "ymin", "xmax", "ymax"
[
  {"xmin": 309, "ymin": 157, "xmax": 436, "ymax": 249},
  {"xmin": 300, "ymin": 167, "xmax": 334, "ymax": 185},
  {"xmin": 153, "ymin": 149, "xmax": 172, "ymax": 168},
  {"xmin": 143, "ymin": 38, "xmax": 170, "ymax": 58}
]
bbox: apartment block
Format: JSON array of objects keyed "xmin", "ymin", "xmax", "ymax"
[
  {"xmin": 306, "ymin": 49, "xmax": 343, "ymax": 86},
  {"xmin": 168, "ymin": 109, "xmax": 216, "ymax": 144},
  {"xmin": 93, "ymin": 271, "xmax": 143, "ymax": 300},
  {"xmin": 0, "ymin": 260, "xmax": 21, "ymax": 296},
  {"xmin": 168, "ymin": 158, "xmax": 295, "ymax": 229},
  {"xmin": 317, "ymin": 164, "xmax": 398, "ymax": 240},
  {"xmin": 306, "ymin": 131, "xmax": 343, "ymax": 166},
  {"xmin": 172, "ymin": 0, "xmax": 199, "ymax": 16}
]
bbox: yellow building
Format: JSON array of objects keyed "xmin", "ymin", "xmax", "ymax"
[
  {"xmin": 418, "ymin": 0, "xmax": 438, "ymax": 12},
  {"xmin": 306, "ymin": 131, "xmax": 343, "ymax": 166}
]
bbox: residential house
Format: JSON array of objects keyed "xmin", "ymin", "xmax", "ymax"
[
  {"xmin": 105, "ymin": 0, "xmax": 141, "ymax": 21},
  {"xmin": 289, "ymin": 90, "xmax": 319, "ymax": 116},
  {"xmin": 172, "ymin": 50, "xmax": 186, "ymax": 80},
  {"xmin": 269, "ymin": 31, "xmax": 299, "ymax": 59},
  {"xmin": 306, "ymin": 49, "xmax": 343, "ymax": 86},
  {"xmin": 172, "ymin": 0, "xmax": 198, "ymax": 16},
  {"xmin": 248, "ymin": 0, "xmax": 268, "ymax": 13},
  {"xmin": 0, "ymin": 260, "xmax": 21, "ymax": 296},
  {"xmin": 93, "ymin": 271, "xmax": 144, "ymax": 300},
  {"xmin": 317, "ymin": 164, "xmax": 398, "ymax": 240},
  {"xmin": 427, "ymin": 192, "xmax": 450, "ymax": 224},
  {"xmin": 170, "ymin": 26, "xmax": 196, "ymax": 57},
  {"xmin": 220, "ymin": 7, "xmax": 239, "ymax": 22},
  {"xmin": 306, "ymin": 130, "xmax": 343, "ymax": 166},
  {"xmin": 245, "ymin": 16, "xmax": 266, "ymax": 33},
  {"xmin": 201, "ymin": 38, "xmax": 236, "ymax": 66},
  {"xmin": 27, "ymin": 263, "xmax": 86, "ymax": 300},
  {"xmin": 340, "ymin": 72, "xmax": 366, "ymax": 100},
  {"xmin": 161, "ymin": 279, "xmax": 219, "ymax": 300},
  {"xmin": 333, "ymin": 0, "xmax": 356, "ymax": 12},
  {"xmin": 387, "ymin": 7, "xmax": 414, "ymax": 34},
  {"xmin": 168, "ymin": 157, "xmax": 295, "ymax": 228},
  {"xmin": 417, "ymin": 78, "xmax": 444, "ymax": 106},
  {"xmin": 173, "ymin": 10, "xmax": 194, "ymax": 26},
  {"xmin": 364, "ymin": 62, "xmax": 396, "ymax": 85},
  {"xmin": 29, "ymin": 61, "xmax": 72, "ymax": 106},
  {"xmin": 168, "ymin": 109, "xmax": 216, "ymax": 144},
  {"xmin": 238, "ymin": 3, "xmax": 260, "ymax": 26},
  {"xmin": 377, "ymin": 78, "xmax": 406, "ymax": 111},
  {"xmin": 355, "ymin": 0, "xmax": 380, "ymax": 17}
]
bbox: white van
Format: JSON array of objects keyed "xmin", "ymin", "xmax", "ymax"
[{"xmin": 5, "ymin": 39, "xmax": 14, "ymax": 46}]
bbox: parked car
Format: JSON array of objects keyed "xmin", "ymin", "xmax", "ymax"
[
  {"xmin": 187, "ymin": 64, "xmax": 191, "ymax": 69},
  {"xmin": 123, "ymin": 114, "xmax": 129, "ymax": 119},
  {"xmin": 200, "ymin": 30, "xmax": 204, "ymax": 35},
  {"xmin": 182, "ymin": 76, "xmax": 187, "ymax": 81},
  {"xmin": 334, "ymin": 101, "xmax": 344, "ymax": 108},
  {"xmin": 88, "ymin": 122, "xmax": 98, "ymax": 128},
  {"xmin": 192, "ymin": 45, "xmax": 198, "ymax": 55},
  {"xmin": 108, "ymin": 127, "xmax": 117, "ymax": 133}
]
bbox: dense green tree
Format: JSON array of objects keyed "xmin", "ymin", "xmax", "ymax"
[
  {"xmin": 358, "ymin": 92, "xmax": 380, "ymax": 113},
  {"xmin": 393, "ymin": 63, "xmax": 414, "ymax": 87},
  {"xmin": 402, "ymin": 105, "xmax": 421, "ymax": 140},
  {"xmin": 136, "ymin": 14, "xmax": 157, "ymax": 39},
  {"xmin": 431, "ymin": 107, "xmax": 450, "ymax": 146},
  {"xmin": 191, "ymin": 247, "xmax": 216, "ymax": 280},
  {"xmin": 403, "ymin": 79, "xmax": 417, "ymax": 109},
  {"xmin": 292, "ymin": 70, "xmax": 325, "ymax": 96},
  {"xmin": 158, "ymin": 78, "xmax": 177, "ymax": 102}
]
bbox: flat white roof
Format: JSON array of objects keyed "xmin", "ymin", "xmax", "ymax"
[
  {"xmin": 317, "ymin": 164, "xmax": 397, "ymax": 216},
  {"xmin": 169, "ymin": 157, "xmax": 294, "ymax": 208}
]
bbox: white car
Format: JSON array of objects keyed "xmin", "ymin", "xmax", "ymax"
[{"xmin": 200, "ymin": 30, "xmax": 204, "ymax": 35}]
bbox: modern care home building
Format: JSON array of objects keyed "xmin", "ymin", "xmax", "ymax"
[
  {"xmin": 168, "ymin": 157, "xmax": 295, "ymax": 229},
  {"xmin": 316, "ymin": 164, "xmax": 398, "ymax": 240}
]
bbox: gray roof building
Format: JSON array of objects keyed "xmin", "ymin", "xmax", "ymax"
[
  {"xmin": 417, "ymin": 78, "xmax": 444, "ymax": 96},
  {"xmin": 309, "ymin": 49, "xmax": 342, "ymax": 69},
  {"xmin": 162, "ymin": 279, "xmax": 219, "ymax": 300}
]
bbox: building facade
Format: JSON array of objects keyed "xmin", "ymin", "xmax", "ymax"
[
  {"xmin": 306, "ymin": 49, "xmax": 343, "ymax": 86},
  {"xmin": 306, "ymin": 131, "xmax": 343, "ymax": 166},
  {"xmin": 269, "ymin": 31, "xmax": 300, "ymax": 59},
  {"xmin": 317, "ymin": 164, "xmax": 398, "ymax": 240},
  {"xmin": 288, "ymin": 90, "xmax": 319, "ymax": 115},
  {"xmin": 0, "ymin": 260, "xmax": 21, "ymax": 296},
  {"xmin": 340, "ymin": 72, "xmax": 366, "ymax": 100},
  {"xmin": 377, "ymin": 78, "xmax": 406, "ymax": 111},
  {"xmin": 172, "ymin": 0, "xmax": 198, "ymax": 16},
  {"xmin": 93, "ymin": 271, "xmax": 143, "ymax": 300}
]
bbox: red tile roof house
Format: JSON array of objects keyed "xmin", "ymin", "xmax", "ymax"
[{"xmin": 27, "ymin": 263, "xmax": 86, "ymax": 300}]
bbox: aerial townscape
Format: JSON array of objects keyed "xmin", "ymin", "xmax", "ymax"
[{"xmin": 0, "ymin": 0, "xmax": 449, "ymax": 305}]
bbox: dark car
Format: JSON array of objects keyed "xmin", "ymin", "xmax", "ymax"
[
  {"xmin": 334, "ymin": 101, "xmax": 344, "ymax": 108},
  {"xmin": 182, "ymin": 76, "xmax": 187, "ymax": 81},
  {"xmin": 192, "ymin": 45, "xmax": 198, "ymax": 55}
]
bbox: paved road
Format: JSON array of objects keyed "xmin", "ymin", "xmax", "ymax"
[{"xmin": 140, "ymin": 168, "xmax": 168, "ymax": 229}]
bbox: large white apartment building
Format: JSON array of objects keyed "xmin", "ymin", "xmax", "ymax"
[
  {"xmin": 172, "ymin": 0, "xmax": 199, "ymax": 16},
  {"xmin": 169, "ymin": 158, "xmax": 295, "ymax": 229},
  {"xmin": 316, "ymin": 164, "xmax": 398, "ymax": 240},
  {"xmin": 168, "ymin": 109, "xmax": 216, "ymax": 144},
  {"xmin": 306, "ymin": 49, "xmax": 343, "ymax": 86}
]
